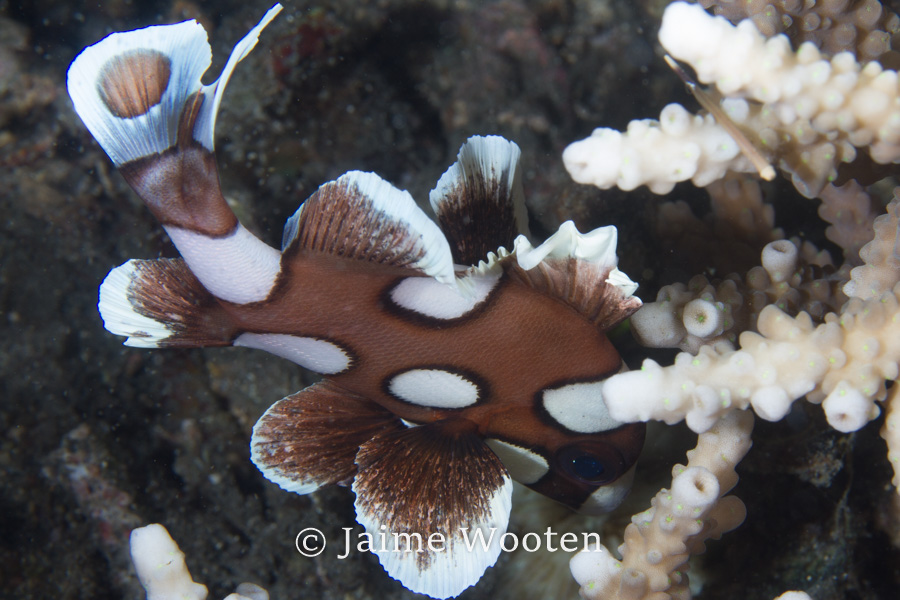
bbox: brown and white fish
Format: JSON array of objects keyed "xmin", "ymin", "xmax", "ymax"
[{"xmin": 67, "ymin": 4, "xmax": 645, "ymax": 598}]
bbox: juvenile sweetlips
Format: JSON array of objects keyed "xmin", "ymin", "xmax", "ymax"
[{"xmin": 67, "ymin": 4, "xmax": 645, "ymax": 597}]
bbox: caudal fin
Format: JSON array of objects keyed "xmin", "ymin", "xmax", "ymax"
[
  {"xmin": 68, "ymin": 5, "xmax": 284, "ymax": 305},
  {"xmin": 67, "ymin": 4, "xmax": 282, "ymax": 169}
]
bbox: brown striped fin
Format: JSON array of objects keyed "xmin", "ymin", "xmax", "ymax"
[
  {"xmin": 99, "ymin": 258, "xmax": 239, "ymax": 348},
  {"xmin": 429, "ymin": 135, "xmax": 530, "ymax": 266},
  {"xmin": 352, "ymin": 418, "xmax": 513, "ymax": 599},
  {"xmin": 282, "ymin": 171, "xmax": 456, "ymax": 284},
  {"xmin": 251, "ymin": 381, "xmax": 404, "ymax": 494},
  {"xmin": 510, "ymin": 221, "xmax": 642, "ymax": 331}
]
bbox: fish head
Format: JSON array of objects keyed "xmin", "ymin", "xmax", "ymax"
[
  {"xmin": 535, "ymin": 421, "xmax": 646, "ymax": 514},
  {"xmin": 484, "ymin": 374, "xmax": 646, "ymax": 515}
]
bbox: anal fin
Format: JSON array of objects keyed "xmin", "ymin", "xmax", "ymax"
[{"xmin": 99, "ymin": 258, "xmax": 238, "ymax": 348}]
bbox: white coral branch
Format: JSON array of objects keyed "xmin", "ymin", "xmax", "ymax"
[
  {"xmin": 570, "ymin": 412, "xmax": 753, "ymax": 600},
  {"xmin": 604, "ymin": 282, "xmax": 900, "ymax": 433},
  {"xmin": 845, "ymin": 191, "xmax": 900, "ymax": 299},
  {"xmin": 882, "ymin": 385, "xmax": 900, "ymax": 492},
  {"xmin": 564, "ymin": 2, "xmax": 900, "ymax": 198},
  {"xmin": 130, "ymin": 524, "xmax": 267, "ymax": 600}
]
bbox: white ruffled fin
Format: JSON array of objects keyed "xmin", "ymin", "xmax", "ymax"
[
  {"xmin": 352, "ymin": 419, "xmax": 513, "ymax": 599},
  {"xmin": 283, "ymin": 171, "xmax": 456, "ymax": 284},
  {"xmin": 251, "ymin": 381, "xmax": 403, "ymax": 496},
  {"xmin": 429, "ymin": 135, "xmax": 530, "ymax": 266},
  {"xmin": 98, "ymin": 258, "xmax": 238, "ymax": 348},
  {"xmin": 511, "ymin": 221, "xmax": 642, "ymax": 330}
]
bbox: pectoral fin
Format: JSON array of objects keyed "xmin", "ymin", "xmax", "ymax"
[{"xmin": 352, "ymin": 419, "xmax": 513, "ymax": 599}]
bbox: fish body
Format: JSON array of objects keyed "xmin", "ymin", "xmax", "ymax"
[{"xmin": 67, "ymin": 4, "xmax": 644, "ymax": 598}]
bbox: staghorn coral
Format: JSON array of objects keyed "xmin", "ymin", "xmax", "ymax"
[
  {"xmin": 705, "ymin": 174, "xmax": 780, "ymax": 246},
  {"xmin": 652, "ymin": 174, "xmax": 784, "ymax": 279},
  {"xmin": 608, "ymin": 282, "xmax": 900, "ymax": 433},
  {"xmin": 569, "ymin": 0, "xmax": 900, "ymax": 445},
  {"xmin": 883, "ymin": 385, "xmax": 900, "ymax": 489},
  {"xmin": 130, "ymin": 524, "xmax": 267, "ymax": 600},
  {"xmin": 563, "ymin": 2, "xmax": 900, "ymax": 598},
  {"xmin": 697, "ymin": 0, "xmax": 900, "ymax": 65},
  {"xmin": 818, "ymin": 180, "xmax": 881, "ymax": 263},
  {"xmin": 563, "ymin": 99, "xmax": 757, "ymax": 194},
  {"xmin": 845, "ymin": 188, "xmax": 900, "ymax": 298},
  {"xmin": 564, "ymin": 1, "xmax": 900, "ymax": 198},
  {"xmin": 570, "ymin": 411, "xmax": 753, "ymax": 600},
  {"xmin": 773, "ymin": 593, "xmax": 813, "ymax": 600},
  {"xmin": 631, "ymin": 238, "xmax": 842, "ymax": 353}
]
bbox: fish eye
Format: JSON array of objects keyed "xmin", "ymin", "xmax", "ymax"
[
  {"xmin": 556, "ymin": 442, "xmax": 624, "ymax": 485},
  {"xmin": 572, "ymin": 454, "xmax": 606, "ymax": 479}
]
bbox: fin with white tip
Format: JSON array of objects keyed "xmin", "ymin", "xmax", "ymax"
[
  {"xmin": 67, "ymin": 4, "xmax": 283, "ymax": 165},
  {"xmin": 68, "ymin": 6, "xmax": 284, "ymax": 304},
  {"xmin": 98, "ymin": 258, "xmax": 239, "ymax": 348},
  {"xmin": 430, "ymin": 135, "xmax": 530, "ymax": 266},
  {"xmin": 283, "ymin": 171, "xmax": 457, "ymax": 285},
  {"xmin": 510, "ymin": 222, "xmax": 642, "ymax": 331},
  {"xmin": 352, "ymin": 418, "xmax": 513, "ymax": 599},
  {"xmin": 251, "ymin": 381, "xmax": 404, "ymax": 495}
]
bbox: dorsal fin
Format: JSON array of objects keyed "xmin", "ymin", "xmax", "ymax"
[
  {"xmin": 509, "ymin": 221, "xmax": 642, "ymax": 331},
  {"xmin": 283, "ymin": 171, "xmax": 456, "ymax": 284},
  {"xmin": 429, "ymin": 135, "xmax": 530, "ymax": 266}
]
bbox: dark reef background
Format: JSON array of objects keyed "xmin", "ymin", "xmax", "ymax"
[{"xmin": 1, "ymin": 0, "xmax": 899, "ymax": 598}]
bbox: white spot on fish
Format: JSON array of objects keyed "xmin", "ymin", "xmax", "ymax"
[
  {"xmin": 485, "ymin": 438, "xmax": 549, "ymax": 484},
  {"xmin": 541, "ymin": 381, "xmax": 622, "ymax": 433},
  {"xmin": 388, "ymin": 369, "xmax": 481, "ymax": 408},
  {"xmin": 235, "ymin": 333, "xmax": 351, "ymax": 374}
]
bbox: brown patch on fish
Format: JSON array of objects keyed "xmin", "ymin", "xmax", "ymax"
[{"xmin": 99, "ymin": 49, "xmax": 171, "ymax": 118}]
